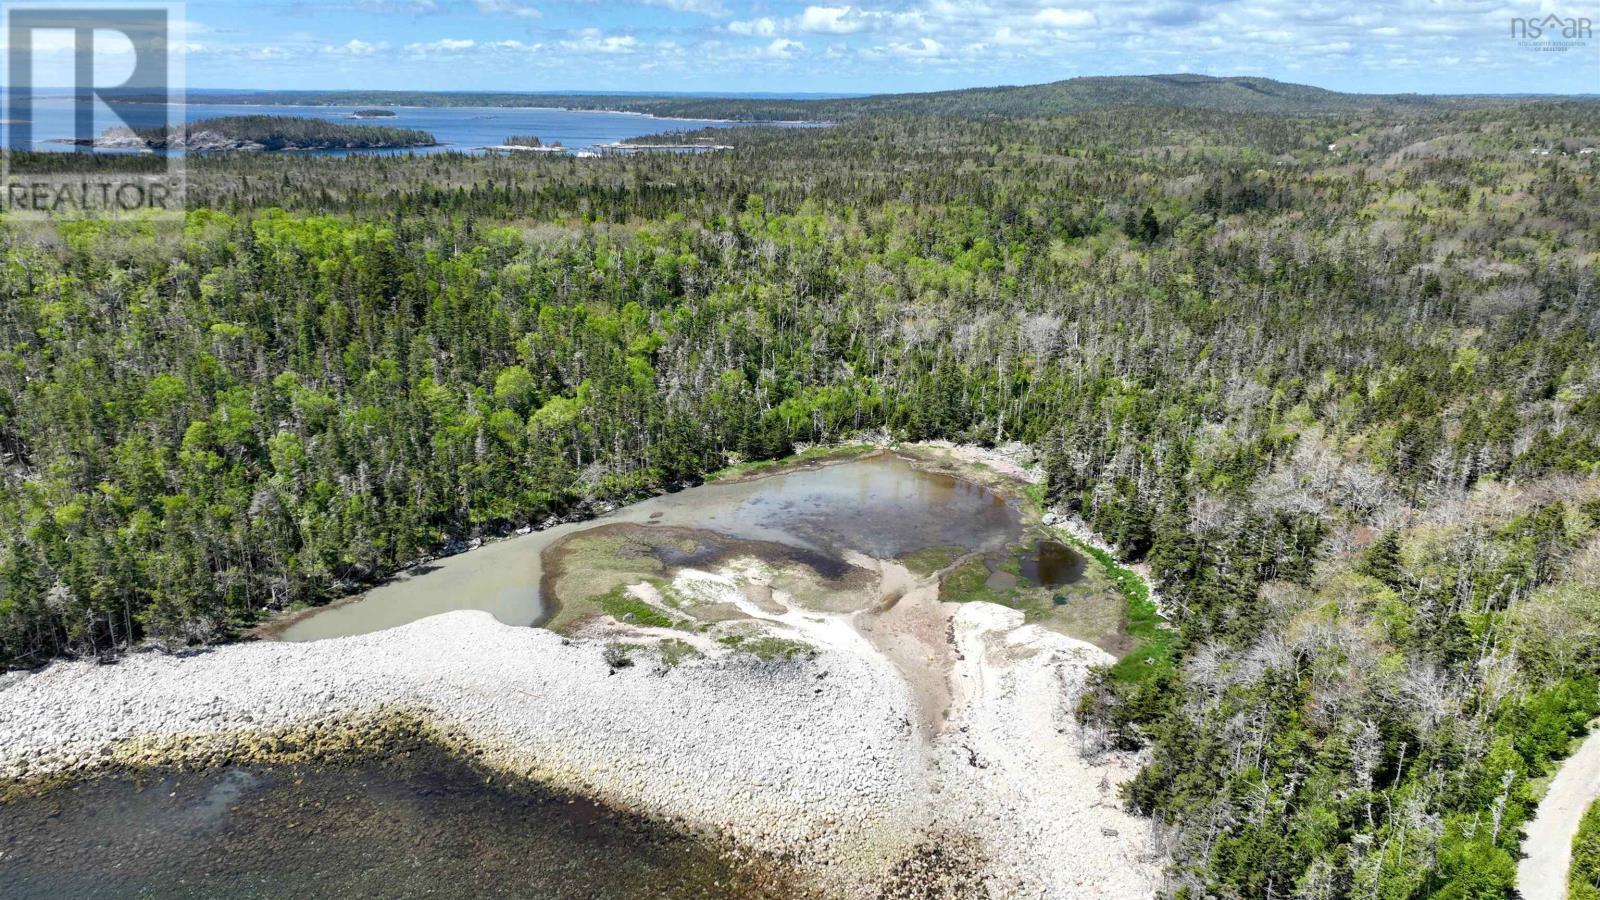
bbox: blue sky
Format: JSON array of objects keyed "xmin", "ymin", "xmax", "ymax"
[{"xmin": 132, "ymin": 1, "xmax": 1600, "ymax": 94}]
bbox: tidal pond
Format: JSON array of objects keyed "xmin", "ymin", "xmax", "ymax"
[{"xmin": 275, "ymin": 452, "xmax": 1025, "ymax": 641}]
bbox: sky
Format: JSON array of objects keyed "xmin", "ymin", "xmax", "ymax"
[{"xmin": 25, "ymin": 0, "xmax": 1600, "ymax": 95}]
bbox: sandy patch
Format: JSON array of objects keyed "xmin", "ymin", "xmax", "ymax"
[{"xmin": 849, "ymin": 555, "xmax": 962, "ymax": 736}]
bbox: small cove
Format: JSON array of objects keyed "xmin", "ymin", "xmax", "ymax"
[{"xmin": 1, "ymin": 449, "xmax": 1146, "ymax": 898}]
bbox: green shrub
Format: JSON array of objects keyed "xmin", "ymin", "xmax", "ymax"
[
  {"xmin": 597, "ymin": 587, "xmax": 682, "ymax": 630},
  {"xmin": 1573, "ymin": 799, "xmax": 1600, "ymax": 899}
]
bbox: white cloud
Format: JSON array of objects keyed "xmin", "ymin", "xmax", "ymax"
[
  {"xmin": 1034, "ymin": 8, "xmax": 1095, "ymax": 28},
  {"xmin": 405, "ymin": 38, "xmax": 476, "ymax": 54},
  {"xmin": 764, "ymin": 37, "xmax": 805, "ymax": 58},
  {"xmin": 990, "ymin": 25, "xmax": 1035, "ymax": 46},
  {"xmin": 728, "ymin": 16, "xmax": 779, "ymax": 36},
  {"xmin": 797, "ymin": 6, "xmax": 865, "ymax": 34},
  {"xmin": 327, "ymin": 38, "xmax": 383, "ymax": 56},
  {"xmin": 730, "ymin": 4, "xmax": 897, "ymax": 39},
  {"xmin": 642, "ymin": 0, "xmax": 729, "ymax": 17},
  {"xmin": 474, "ymin": 0, "xmax": 541, "ymax": 18},
  {"xmin": 562, "ymin": 29, "xmax": 640, "ymax": 54},
  {"xmin": 871, "ymin": 36, "xmax": 942, "ymax": 59},
  {"xmin": 353, "ymin": 0, "xmax": 439, "ymax": 13},
  {"xmin": 10, "ymin": 30, "xmax": 89, "ymax": 54}
]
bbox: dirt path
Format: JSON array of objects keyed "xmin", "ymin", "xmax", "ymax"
[
  {"xmin": 1521, "ymin": 724, "xmax": 1600, "ymax": 899},
  {"xmin": 848, "ymin": 556, "xmax": 958, "ymax": 737}
]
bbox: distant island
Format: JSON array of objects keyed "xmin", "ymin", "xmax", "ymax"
[
  {"xmin": 350, "ymin": 108, "xmax": 397, "ymax": 119},
  {"xmin": 481, "ymin": 133, "xmax": 729, "ymax": 157},
  {"xmin": 57, "ymin": 115, "xmax": 438, "ymax": 152},
  {"xmin": 486, "ymin": 135, "xmax": 567, "ymax": 154}
]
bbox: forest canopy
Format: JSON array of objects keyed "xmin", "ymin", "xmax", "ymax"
[
  {"xmin": 128, "ymin": 116, "xmax": 439, "ymax": 151},
  {"xmin": 3, "ymin": 100, "xmax": 1599, "ymax": 897}
]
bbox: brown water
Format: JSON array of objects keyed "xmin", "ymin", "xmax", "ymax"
[
  {"xmin": 1017, "ymin": 539, "xmax": 1087, "ymax": 587},
  {"xmin": 0, "ymin": 748, "xmax": 800, "ymax": 900},
  {"xmin": 276, "ymin": 453, "xmax": 1025, "ymax": 642}
]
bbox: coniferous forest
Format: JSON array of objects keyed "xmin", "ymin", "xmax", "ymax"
[{"xmin": 3, "ymin": 101, "xmax": 1600, "ymax": 896}]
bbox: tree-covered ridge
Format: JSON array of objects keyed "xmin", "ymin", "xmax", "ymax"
[
  {"xmin": 2, "ymin": 102, "xmax": 1599, "ymax": 897},
  {"xmin": 139, "ymin": 74, "xmax": 1594, "ymax": 122},
  {"xmin": 132, "ymin": 115, "xmax": 438, "ymax": 150}
]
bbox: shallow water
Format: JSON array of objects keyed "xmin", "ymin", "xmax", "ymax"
[
  {"xmin": 710, "ymin": 453, "xmax": 1020, "ymax": 560},
  {"xmin": 275, "ymin": 453, "xmax": 1024, "ymax": 641},
  {"xmin": 0, "ymin": 748, "xmax": 792, "ymax": 900},
  {"xmin": 9, "ymin": 98, "xmax": 740, "ymax": 155},
  {"xmin": 1017, "ymin": 539, "xmax": 1087, "ymax": 588}
]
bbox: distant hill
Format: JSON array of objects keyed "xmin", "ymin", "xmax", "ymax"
[
  {"xmin": 162, "ymin": 75, "xmax": 1589, "ymax": 122},
  {"xmin": 808, "ymin": 74, "xmax": 1444, "ymax": 118}
]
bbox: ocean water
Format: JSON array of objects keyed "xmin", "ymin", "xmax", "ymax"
[
  {"xmin": 3, "ymin": 97, "xmax": 740, "ymax": 155},
  {"xmin": 0, "ymin": 746, "xmax": 801, "ymax": 900}
]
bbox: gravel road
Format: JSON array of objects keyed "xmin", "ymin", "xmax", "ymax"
[{"xmin": 1522, "ymin": 725, "xmax": 1600, "ymax": 900}]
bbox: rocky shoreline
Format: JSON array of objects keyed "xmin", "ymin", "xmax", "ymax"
[
  {"xmin": 0, "ymin": 611, "xmax": 926, "ymax": 891},
  {"xmin": 0, "ymin": 608, "xmax": 1159, "ymax": 897},
  {"xmin": 0, "ymin": 443, "xmax": 1163, "ymax": 898}
]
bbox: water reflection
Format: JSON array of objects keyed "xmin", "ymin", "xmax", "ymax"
[
  {"xmin": 0, "ymin": 748, "xmax": 796, "ymax": 900},
  {"xmin": 1016, "ymin": 540, "xmax": 1086, "ymax": 588},
  {"xmin": 275, "ymin": 453, "xmax": 1025, "ymax": 642}
]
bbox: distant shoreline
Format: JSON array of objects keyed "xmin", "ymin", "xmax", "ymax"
[
  {"xmin": 6, "ymin": 103, "xmax": 824, "ymax": 157},
  {"xmin": 93, "ymin": 99, "xmax": 771, "ymax": 126}
]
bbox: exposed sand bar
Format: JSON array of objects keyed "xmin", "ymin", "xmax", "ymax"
[{"xmin": 271, "ymin": 446, "xmax": 1020, "ymax": 642}]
